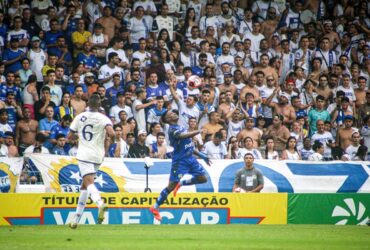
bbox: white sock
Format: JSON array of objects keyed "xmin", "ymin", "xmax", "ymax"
[
  {"xmin": 87, "ymin": 184, "xmax": 104, "ymax": 207},
  {"xmin": 73, "ymin": 190, "xmax": 88, "ymax": 223}
]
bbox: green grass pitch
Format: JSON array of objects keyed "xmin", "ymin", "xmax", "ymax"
[{"xmin": 0, "ymin": 225, "xmax": 369, "ymax": 250}]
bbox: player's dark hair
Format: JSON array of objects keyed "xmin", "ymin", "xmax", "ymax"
[{"xmin": 88, "ymin": 94, "xmax": 101, "ymax": 110}]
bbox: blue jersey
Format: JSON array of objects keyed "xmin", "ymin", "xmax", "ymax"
[
  {"xmin": 45, "ymin": 31, "xmax": 64, "ymax": 46},
  {"xmin": 3, "ymin": 49, "xmax": 23, "ymax": 73},
  {"xmin": 76, "ymin": 52, "xmax": 99, "ymax": 70},
  {"xmin": 169, "ymin": 124, "xmax": 194, "ymax": 162}
]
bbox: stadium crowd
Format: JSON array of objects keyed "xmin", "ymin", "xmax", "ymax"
[{"xmin": 0, "ymin": 0, "xmax": 370, "ymax": 182}]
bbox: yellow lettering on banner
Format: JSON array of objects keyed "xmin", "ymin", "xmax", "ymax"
[{"xmin": 0, "ymin": 193, "xmax": 287, "ymax": 225}]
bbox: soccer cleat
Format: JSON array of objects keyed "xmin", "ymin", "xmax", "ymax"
[
  {"xmin": 69, "ymin": 222, "xmax": 78, "ymax": 229},
  {"xmin": 97, "ymin": 204, "xmax": 108, "ymax": 224},
  {"xmin": 173, "ymin": 183, "xmax": 181, "ymax": 197},
  {"xmin": 149, "ymin": 206, "xmax": 162, "ymax": 221}
]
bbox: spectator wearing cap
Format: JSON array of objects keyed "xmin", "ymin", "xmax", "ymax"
[
  {"xmin": 34, "ymin": 86, "xmax": 56, "ymax": 121},
  {"xmin": 308, "ymin": 95, "xmax": 331, "ymax": 135},
  {"xmin": 4, "ymin": 91, "xmax": 23, "ymax": 131},
  {"xmin": 3, "ymin": 38, "xmax": 25, "ymax": 74},
  {"xmin": 84, "ymin": 72, "xmax": 99, "ymax": 97},
  {"xmin": 3, "ymin": 131, "xmax": 18, "ymax": 157},
  {"xmin": 109, "ymin": 91, "xmax": 133, "ymax": 124},
  {"xmin": 88, "ymin": 23, "xmax": 109, "ymax": 63},
  {"xmin": 127, "ymin": 129, "xmax": 150, "ymax": 158},
  {"xmin": 336, "ymin": 115, "xmax": 357, "ymax": 151},
  {"xmin": 106, "ymin": 74, "xmax": 124, "ymax": 106},
  {"xmin": 27, "ymin": 36, "xmax": 47, "ymax": 82}
]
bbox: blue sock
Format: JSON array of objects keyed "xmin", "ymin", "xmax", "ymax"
[
  {"xmin": 180, "ymin": 177, "xmax": 200, "ymax": 186},
  {"xmin": 154, "ymin": 188, "xmax": 170, "ymax": 209}
]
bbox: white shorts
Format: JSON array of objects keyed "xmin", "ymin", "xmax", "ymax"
[{"xmin": 79, "ymin": 161, "xmax": 101, "ymax": 177}]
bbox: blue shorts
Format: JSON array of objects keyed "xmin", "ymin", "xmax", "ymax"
[{"xmin": 169, "ymin": 157, "xmax": 205, "ymax": 182}]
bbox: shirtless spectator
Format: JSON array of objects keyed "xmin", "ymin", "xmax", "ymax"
[
  {"xmin": 201, "ymin": 111, "xmax": 223, "ymax": 141},
  {"xmin": 95, "ymin": 6, "xmax": 121, "ymax": 41},
  {"xmin": 239, "ymin": 75, "xmax": 260, "ymax": 103},
  {"xmin": 336, "ymin": 115, "xmax": 357, "ymax": 151},
  {"xmin": 149, "ymin": 132, "xmax": 168, "ymax": 159},
  {"xmin": 70, "ymin": 85, "xmax": 87, "ymax": 115},
  {"xmin": 266, "ymin": 87, "xmax": 296, "ymax": 127},
  {"xmin": 16, "ymin": 107, "xmax": 38, "ymax": 156},
  {"xmin": 251, "ymin": 54, "xmax": 278, "ymax": 83},
  {"xmin": 217, "ymin": 90, "xmax": 235, "ymax": 124},
  {"xmin": 264, "ymin": 114, "xmax": 290, "ymax": 155},
  {"xmin": 237, "ymin": 116, "xmax": 261, "ymax": 148}
]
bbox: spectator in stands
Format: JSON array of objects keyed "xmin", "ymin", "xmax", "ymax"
[
  {"xmin": 240, "ymin": 136, "xmax": 263, "ymax": 159},
  {"xmin": 109, "ymin": 91, "xmax": 133, "ymax": 124},
  {"xmin": 51, "ymin": 133, "xmax": 68, "ymax": 155},
  {"xmin": 149, "ymin": 132, "xmax": 168, "ymax": 159},
  {"xmin": 107, "ymin": 124, "xmax": 129, "ymax": 158},
  {"xmin": 38, "ymin": 105, "xmax": 58, "ymax": 150},
  {"xmin": 203, "ymin": 131, "xmax": 228, "ymax": 159},
  {"xmin": 16, "ymin": 106, "xmax": 38, "ymax": 156},
  {"xmin": 4, "ymin": 91, "xmax": 23, "ymax": 131},
  {"xmin": 281, "ymin": 136, "xmax": 301, "ymax": 160},
  {"xmin": 128, "ymin": 129, "xmax": 150, "ymax": 158},
  {"xmin": 342, "ymin": 131, "xmax": 361, "ymax": 161},
  {"xmin": 264, "ymin": 136, "xmax": 279, "ymax": 160},
  {"xmin": 3, "ymin": 131, "xmax": 18, "ymax": 157},
  {"xmin": 308, "ymin": 141, "xmax": 325, "ymax": 161},
  {"xmin": 70, "ymin": 85, "xmax": 86, "ymax": 115},
  {"xmin": 145, "ymin": 122, "xmax": 162, "ymax": 147},
  {"xmin": 24, "ymin": 132, "xmax": 49, "ymax": 154},
  {"xmin": 233, "ymin": 153, "xmax": 264, "ymax": 193}
]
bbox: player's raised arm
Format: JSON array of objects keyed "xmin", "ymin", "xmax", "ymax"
[
  {"xmin": 193, "ymin": 148, "xmax": 212, "ymax": 166},
  {"xmin": 177, "ymin": 129, "xmax": 204, "ymax": 139}
]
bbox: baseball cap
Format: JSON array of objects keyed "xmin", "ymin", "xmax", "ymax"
[
  {"xmin": 3, "ymin": 131, "xmax": 14, "ymax": 138},
  {"xmin": 31, "ymin": 36, "xmax": 40, "ymax": 42},
  {"xmin": 138, "ymin": 130, "xmax": 147, "ymax": 136},
  {"xmin": 344, "ymin": 115, "xmax": 354, "ymax": 121},
  {"xmin": 224, "ymin": 72, "xmax": 233, "ymax": 77},
  {"xmin": 85, "ymin": 72, "xmax": 94, "ymax": 77}
]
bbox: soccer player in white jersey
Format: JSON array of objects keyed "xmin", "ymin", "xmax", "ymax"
[{"xmin": 68, "ymin": 94, "xmax": 115, "ymax": 229}]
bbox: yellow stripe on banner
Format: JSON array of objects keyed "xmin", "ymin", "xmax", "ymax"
[{"xmin": 0, "ymin": 193, "xmax": 287, "ymax": 225}]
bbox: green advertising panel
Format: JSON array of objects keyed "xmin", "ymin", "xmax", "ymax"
[{"xmin": 288, "ymin": 194, "xmax": 370, "ymax": 225}]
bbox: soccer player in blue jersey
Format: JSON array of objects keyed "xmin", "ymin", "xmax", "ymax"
[{"xmin": 149, "ymin": 109, "xmax": 212, "ymax": 221}]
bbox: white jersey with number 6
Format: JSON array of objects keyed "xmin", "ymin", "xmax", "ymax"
[{"xmin": 70, "ymin": 111, "xmax": 113, "ymax": 164}]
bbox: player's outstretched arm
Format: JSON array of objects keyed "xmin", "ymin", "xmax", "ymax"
[
  {"xmin": 178, "ymin": 129, "xmax": 203, "ymax": 139},
  {"xmin": 194, "ymin": 149, "xmax": 212, "ymax": 166}
]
